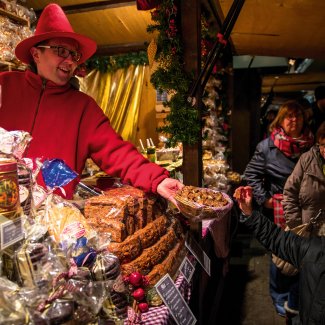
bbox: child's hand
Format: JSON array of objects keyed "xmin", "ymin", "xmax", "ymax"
[{"xmin": 234, "ymin": 186, "xmax": 253, "ymax": 216}]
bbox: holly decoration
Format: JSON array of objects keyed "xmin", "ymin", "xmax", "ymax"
[
  {"xmin": 132, "ymin": 288, "xmax": 146, "ymax": 301},
  {"xmin": 138, "ymin": 302, "xmax": 149, "ymax": 313},
  {"xmin": 128, "ymin": 271, "xmax": 144, "ymax": 287},
  {"xmin": 124, "ymin": 271, "xmax": 150, "ymax": 313}
]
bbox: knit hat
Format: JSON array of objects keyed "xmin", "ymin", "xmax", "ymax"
[
  {"xmin": 15, "ymin": 3, "xmax": 97, "ymax": 64},
  {"xmin": 314, "ymin": 85, "xmax": 325, "ymax": 101}
]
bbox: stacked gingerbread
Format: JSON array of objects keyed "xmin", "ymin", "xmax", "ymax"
[{"xmin": 84, "ymin": 186, "xmax": 185, "ymax": 286}]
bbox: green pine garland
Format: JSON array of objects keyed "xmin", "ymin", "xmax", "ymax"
[
  {"xmin": 86, "ymin": 51, "xmax": 148, "ymax": 73},
  {"xmin": 85, "ymin": 1, "xmax": 221, "ymax": 148},
  {"xmin": 147, "ymin": 0, "xmax": 201, "ymax": 147}
]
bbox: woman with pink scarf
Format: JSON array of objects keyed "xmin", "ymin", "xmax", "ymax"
[{"xmin": 244, "ymin": 100, "xmax": 314, "ymax": 318}]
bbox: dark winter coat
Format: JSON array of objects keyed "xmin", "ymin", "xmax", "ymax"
[
  {"xmin": 244, "ymin": 211, "xmax": 325, "ymax": 325},
  {"xmin": 283, "ymin": 146, "xmax": 325, "ymax": 229},
  {"xmin": 244, "ymin": 137, "xmax": 298, "ymax": 206}
]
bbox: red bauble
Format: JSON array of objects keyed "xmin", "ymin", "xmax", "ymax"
[
  {"xmin": 132, "ymin": 288, "xmax": 145, "ymax": 301},
  {"xmin": 138, "ymin": 302, "xmax": 149, "ymax": 313},
  {"xmin": 129, "ymin": 272, "xmax": 143, "ymax": 287}
]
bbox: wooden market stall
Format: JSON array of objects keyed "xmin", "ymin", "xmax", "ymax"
[{"xmin": 1, "ymin": 1, "xmax": 325, "ymax": 324}]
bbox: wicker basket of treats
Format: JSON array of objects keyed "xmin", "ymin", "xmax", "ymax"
[{"xmin": 174, "ymin": 186, "xmax": 233, "ymax": 221}]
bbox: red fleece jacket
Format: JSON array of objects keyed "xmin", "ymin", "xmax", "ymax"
[{"xmin": 0, "ymin": 70, "xmax": 168, "ymax": 198}]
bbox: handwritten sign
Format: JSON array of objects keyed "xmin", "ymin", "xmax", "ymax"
[
  {"xmin": 180, "ymin": 256, "xmax": 196, "ymax": 283},
  {"xmin": 155, "ymin": 274, "xmax": 197, "ymax": 325}
]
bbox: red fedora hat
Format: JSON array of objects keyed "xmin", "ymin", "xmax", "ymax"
[{"xmin": 15, "ymin": 3, "xmax": 97, "ymax": 64}]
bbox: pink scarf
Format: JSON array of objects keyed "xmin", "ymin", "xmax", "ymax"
[{"xmin": 270, "ymin": 128, "xmax": 314, "ymax": 159}]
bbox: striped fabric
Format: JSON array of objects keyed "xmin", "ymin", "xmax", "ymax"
[{"xmin": 273, "ymin": 194, "xmax": 286, "ymax": 229}]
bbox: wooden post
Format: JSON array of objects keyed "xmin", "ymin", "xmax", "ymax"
[
  {"xmin": 231, "ymin": 69, "xmax": 262, "ymax": 174},
  {"xmin": 180, "ymin": 0, "xmax": 202, "ymax": 189},
  {"xmin": 179, "ymin": 0, "xmax": 202, "ymax": 243}
]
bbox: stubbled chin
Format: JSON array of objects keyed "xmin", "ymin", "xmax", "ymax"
[{"xmin": 56, "ymin": 69, "xmax": 72, "ymax": 84}]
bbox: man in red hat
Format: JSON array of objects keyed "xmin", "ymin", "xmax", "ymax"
[{"xmin": 0, "ymin": 3, "xmax": 183, "ymax": 203}]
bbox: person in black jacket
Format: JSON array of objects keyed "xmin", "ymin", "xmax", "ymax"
[
  {"xmin": 234, "ymin": 186, "xmax": 325, "ymax": 325},
  {"xmin": 244, "ymin": 100, "xmax": 314, "ymax": 316}
]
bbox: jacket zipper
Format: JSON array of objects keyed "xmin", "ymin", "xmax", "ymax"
[{"xmin": 30, "ymin": 78, "xmax": 46, "ymax": 136}]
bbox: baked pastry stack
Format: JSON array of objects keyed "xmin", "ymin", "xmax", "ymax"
[
  {"xmin": 84, "ymin": 186, "xmax": 158, "ymax": 242},
  {"xmin": 84, "ymin": 186, "xmax": 185, "ymax": 286}
]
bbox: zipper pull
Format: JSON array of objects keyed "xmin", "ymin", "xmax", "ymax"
[{"xmin": 311, "ymin": 209, "xmax": 324, "ymax": 224}]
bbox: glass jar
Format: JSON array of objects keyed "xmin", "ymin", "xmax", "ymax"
[{"xmin": 0, "ymin": 159, "xmax": 20, "ymax": 219}]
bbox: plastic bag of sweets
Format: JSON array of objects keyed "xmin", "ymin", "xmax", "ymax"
[
  {"xmin": 0, "ymin": 277, "xmax": 28, "ymax": 324},
  {"xmin": 14, "ymin": 236, "xmax": 68, "ymax": 289},
  {"xmin": 40, "ymin": 193, "xmax": 98, "ymax": 265},
  {"xmin": 38, "ymin": 159, "xmax": 96, "ymax": 251},
  {"xmin": 0, "ymin": 127, "xmax": 32, "ymax": 161},
  {"xmin": 91, "ymin": 251, "xmax": 129, "ymax": 322}
]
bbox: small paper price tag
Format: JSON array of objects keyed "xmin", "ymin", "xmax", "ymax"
[{"xmin": 1, "ymin": 216, "xmax": 23, "ymax": 250}]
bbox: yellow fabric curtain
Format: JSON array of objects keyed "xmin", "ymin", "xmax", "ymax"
[{"xmin": 79, "ymin": 65, "xmax": 146, "ymax": 143}]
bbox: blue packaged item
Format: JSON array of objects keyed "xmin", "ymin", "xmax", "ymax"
[
  {"xmin": 72, "ymin": 236, "xmax": 97, "ymax": 268},
  {"xmin": 41, "ymin": 159, "xmax": 78, "ymax": 189}
]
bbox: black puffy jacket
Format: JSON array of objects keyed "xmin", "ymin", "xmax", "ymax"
[
  {"xmin": 244, "ymin": 211, "xmax": 325, "ymax": 325},
  {"xmin": 244, "ymin": 137, "xmax": 298, "ymax": 206}
]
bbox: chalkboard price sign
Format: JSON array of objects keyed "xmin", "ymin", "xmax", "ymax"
[
  {"xmin": 155, "ymin": 274, "xmax": 197, "ymax": 325},
  {"xmin": 185, "ymin": 232, "xmax": 211, "ymax": 276}
]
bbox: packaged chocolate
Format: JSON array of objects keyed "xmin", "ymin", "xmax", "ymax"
[
  {"xmin": 91, "ymin": 251, "xmax": 121, "ymax": 281},
  {"xmin": 14, "ymin": 236, "xmax": 67, "ymax": 288},
  {"xmin": 101, "ymin": 275, "xmax": 129, "ymax": 322},
  {"xmin": 41, "ymin": 299, "xmax": 74, "ymax": 325},
  {"xmin": 2, "ymin": 242, "xmax": 22, "ymax": 284},
  {"xmin": 68, "ymin": 279, "xmax": 107, "ymax": 315},
  {"xmin": 15, "ymin": 242, "xmax": 48, "ymax": 287}
]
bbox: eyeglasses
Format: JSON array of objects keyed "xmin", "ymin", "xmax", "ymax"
[
  {"xmin": 316, "ymin": 143, "xmax": 325, "ymax": 149},
  {"xmin": 286, "ymin": 112, "xmax": 303, "ymax": 120},
  {"xmin": 37, "ymin": 45, "xmax": 82, "ymax": 63}
]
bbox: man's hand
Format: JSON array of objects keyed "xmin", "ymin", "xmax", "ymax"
[
  {"xmin": 156, "ymin": 178, "xmax": 184, "ymax": 207},
  {"xmin": 234, "ymin": 186, "xmax": 253, "ymax": 216}
]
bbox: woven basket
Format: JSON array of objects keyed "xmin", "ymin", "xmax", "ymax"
[{"xmin": 174, "ymin": 190, "xmax": 233, "ymax": 221}]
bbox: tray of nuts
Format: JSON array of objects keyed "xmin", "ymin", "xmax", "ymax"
[{"xmin": 174, "ymin": 185, "xmax": 233, "ymax": 221}]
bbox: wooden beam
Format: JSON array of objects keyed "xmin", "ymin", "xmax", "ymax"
[
  {"xmin": 262, "ymin": 83, "xmax": 324, "ymax": 94},
  {"xmin": 35, "ymin": 1, "xmax": 136, "ymax": 15},
  {"xmin": 96, "ymin": 42, "xmax": 147, "ymax": 56},
  {"xmin": 262, "ymin": 72, "xmax": 325, "ymax": 93}
]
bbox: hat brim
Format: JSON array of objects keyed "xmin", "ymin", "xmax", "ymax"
[{"xmin": 15, "ymin": 31, "xmax": 97, "ymax": 65}]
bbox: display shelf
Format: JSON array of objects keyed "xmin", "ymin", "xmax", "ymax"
[
  {"xmin": 0, "ymin": 8, "xmax": 30, "ymax": 26},
  {"xmin": 0, "ymin": 60, "xmax": 16, "ymax": 72},
  {"xmin": 0, "ymin": 60, "xmax": 26, "ymax": 71}
]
